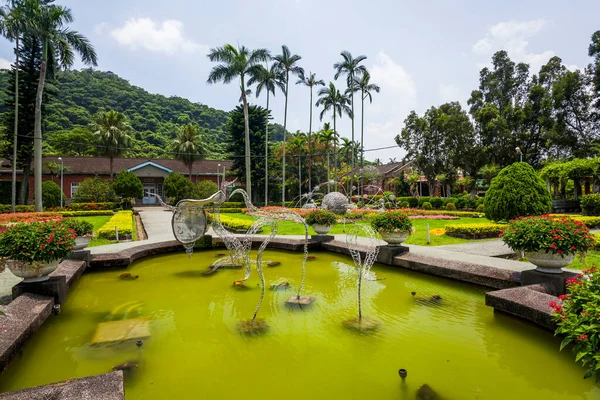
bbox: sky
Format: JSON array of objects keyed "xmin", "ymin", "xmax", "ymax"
[{"xmin": 0, "ymin": 0, "xmax": 599, "ymax": 162}]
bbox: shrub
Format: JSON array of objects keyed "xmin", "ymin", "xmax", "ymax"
[
  {"xmin": 581, "ymin": 194, "xmax": 600, "ymax": 216},
  {"xmin": 476, "ymin": 204, "xmax": 484, "ymax": 213},
  {"xmin": 61, "ymin": 218, "xmax": 94, "ymax": 236},
  {"xmin": 370, "ymin": 211, "xmax": 412, "ymax": 233},
  {"xmin": 445, "ymin": 223, "xmax": 504, "ymax": 239},
  {"xmin": 112, "ymin": 170, "xmax": 143, "ymax": 201},
  {"xmin": 73, "ymin": 178, "xmax": 117, "ymax": 203},
  {"xmin": 305, "ymin": 210, "xmax": 337, "ymax": 226},
  {"xmin": 220, "ymin": 202, "xmax": 245, "ymax": 208},
  {"xmin": 208, "ymin": 214, "xmax": 254, "ymax": 232},
  {"xmin": 408, "ymin": 197, "xmax": 418, "ymax": 208},
  {"xmin": 418, "ymin": 197, "xmax": 432, "ymax": 207},
  {"xmin": 66, "ymin": 202, "xmax": 116, "ymax": 211},
  {"xmin": 430, "ymin": 197, "xmax": 444, "ymax": 209},
  {"xmin": 0, "ymin": 221, "xmax": 76, "ymax": 262},
  {"xmin": 484, "ymin": 162, "xmax": 551, "ymax": 222},
  {"xmin": 502, "ymin": 215, "xmax": 595, "ymax": 255},
  {"xmin": 551, "ymin": 267, "xmax": 600, "ymax": 381},
  {"xmin": 163, "ymin": 173, "xmax": 193, "ymax": 204},
  {"xmin": 229, "ymin": 186, "xmax": 246, "ymax": 202},
  {"xmin": 399, "ymin": 201, "xmax": 409, "ymax": 208},
  {"xmin": 572, "ymin": 216, "xmax": 600, "ymax": 228},
  {"xmin": 445, "ymin": 202, "xmax": 456, "ymax": 211},
  {"xmin": 192, "ymin": 180, "xmax": 219, "ymax": 200},
  {"xmin": 97, "ymin": 210, "xmax": 134, "ymax": 239},
  {"xmin": 422, "ymin": 202, "xmax": 432, "ymax": 210},
  {"xmin": 59, "ymin": 211, "xmax": 114, "ymax": 217},
  {"xmin": 41, "ymin": 180, "xmax": 65, "ymax": 208}
]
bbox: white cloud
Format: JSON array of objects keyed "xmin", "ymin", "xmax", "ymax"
[
  {"xmin": 472, "ymin": 19, "xmax": 554, "ymax": 73},
  {"xmin": 0, "ymin": 58, "xmax": 12, "ymax": 70},
  {"xmin": 439, "ymin": 83, "xmax": 461, "ymax": 104},
  {"xmin": 109, "ymin": 18, "xmax": 205, "ymax": 56}
]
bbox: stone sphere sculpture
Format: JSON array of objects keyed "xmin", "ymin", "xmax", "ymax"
[{"xmin": 322, "ymin": 192, "xmax": 349, "ymax": 215}]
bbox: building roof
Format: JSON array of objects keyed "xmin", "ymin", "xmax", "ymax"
[
  {"xmin": 346, "ymin": 161, "xmax": 413, "ymax": 177},
  {"xmin": 0, "ymin": 157, "xmax": 233, "ymax": 176}
]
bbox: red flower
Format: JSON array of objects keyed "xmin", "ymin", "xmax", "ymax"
[
  {"xmin": 557, "ymin": 294, "xmax": 566, "ymax": 301},
  {"xmin": 577, "ymin": 334, "xmax": 588, "ymax": 341},
  {"xmin": 557, "ymin": 249, "xmax": 563, "ymax": 255},
  {"xmin": 550, "ymin": 244, "xmax": 557, "ymax": 249},
  {"xmin": 549, "ymin": 301, "xmax": 557, "ymax": 308},
  {"xmin": 571, "ymin": 246, "xmax": 576, "ymax": 250},
  {"xmin": 566, "ymin": 278, "xmax": 577, "ymax": 284},
  {"xmin": 553, "ymin": 305, "xmax": 563, "ymax": 313}
]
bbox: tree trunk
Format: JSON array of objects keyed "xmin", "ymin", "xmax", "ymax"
[
  {"xmin": 308, "ymin": 87, "xmax": 313, "ymax": 192},
  {"xmin": 19, "ymin": 167, "xmax": 29, "ymax": 205},
  {"xmin": 282, "ymin": 71, "xmax": 289, "ymax": 206},
  {"xmin": 360, "ymin": 89, "xmax": 365, "ymax": 168},
  {"xmin": 327, "ymin": 152, "xmax": 330, "ymax": 193},
  {"xmin": 33, "ymin": 43, "xmax": 48, "ymax": 212},
  {"xmin": 242, "ymin": 90, "xmax": 252, "ymax": 200},
  {"xmin": 350, "ymin": 88, "xmax": 355, "ymax": 178},
  {"xmin": 333, "ymin": 113, "xmax": 337, "ymax": 186},
  {"xmin": 265, "ymin": 91, "xmax": 270, "ymax": 206},
  {"xmin": 11, "ymin": 35, "xmax": 19, "ymax": 213}
]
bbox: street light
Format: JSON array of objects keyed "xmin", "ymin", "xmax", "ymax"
[
  {"xmin": 515, "ymin": 147, "xmax": 523, "ymax": 163},
  {"xmin": 58, "ymin": 157, "xmax": 64, "ymax": 208},
  {"xmin": 217, "ymin": 163, "xmax": 221, "ymax": 189}
]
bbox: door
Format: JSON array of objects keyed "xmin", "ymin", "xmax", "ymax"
[{"xmin": 143, "ymin": 184, "xmax": 157, "ymax": 204}]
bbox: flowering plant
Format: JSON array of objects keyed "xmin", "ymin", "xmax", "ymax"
[
  {"xmin": 60, "ymin": 218, "xmax": 94, "ymax": 236},
  {"xmin": 0, "ymin": 212, "xmax": 62, "ymax": 226},
  {"xmin": 0, "ymin": 221, "xmax": 76, "ymax": 263},
  {"xmin": 550, "ymin": 266, "xmax": 600, "ymax": 381},
  {"xmin": 370, "ymin": 211, "xmax": 413, "ymax": 233},
  {"xmin": 305, "ymin": 210, "xmax": 337, "ymax": 226},
  {"xmin": 502, "ymin": 215, "xmax": 595, "ymax": 256}
]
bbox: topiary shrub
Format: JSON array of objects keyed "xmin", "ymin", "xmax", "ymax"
[
  {"xmin": 41, "ymin": 180, "xmax": 65, "ymax": 208},
  {"xmin": 430, "ymin": 197, "xmax": 444, "ymax": 209},
  {"xmin": 408, "ymin": 197, "xmax": 419, "ymax": 208},
  {"xmin": 581, "ymin": 194, "xmax": 600, "ymax": 216},
  {"xmin": 422, "ymin": 201, "xmax": 432, "ymax": 210},
  {"xmin": 446, "ymin": 202, "xmax": 456, "ymax": 211},
  {"xmin": 418, "ymin": 197, "xmax": 432, "ymax": 207},
  {"xmin": 483, "ymin": 162, "xmax": 551, "ymax": 222},
  {"xmin": 399, "ymin": 201, "xmax": 409, "ymax": 208}
]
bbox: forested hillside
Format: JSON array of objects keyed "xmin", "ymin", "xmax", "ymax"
[{"xmin": 0, "ymin": 68, "xmax": 284, "ymax": 158}]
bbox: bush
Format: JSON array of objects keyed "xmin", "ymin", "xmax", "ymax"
[
  {"xmin": 0, "ymin": 221, "xmax": 76, "ymax": 263},
  {"xmin": 484, "ymin": 162, "xmax": 551, "ymax": 222},
  {"xmin": 220, "ymin": 202, "xmax": 244, "ymax": 208},
  {"xmin": 476, "ymin": 204, "xmax": 484, "ymax": 213},
  {"xmin": 61, "ymin": 218, "xmax": 94, "ymax": 236},
  {"xmin": 430, "ymin": 197, "xmax": 444, "ymax": 209},
  {"xmin": 228, "ymin": 186, "xmax": 245, "ymax": 202},
  {"xmin": 73, "ymin": 178, "xmax": 117, "ymax": 203},
  {"xmin": 66, "ymin": 202, "xmax": 116, "ymax": 211},
  {"xmin": 581, "ymin": 194, "xmax": 600, "ymax": 216},
  {"xmin": 41, "ymin": 181, "xmax": 65, "ymax": 208},
  {"xmin": 445, "ymin": 202, "xmax": 456, "ymax": 211},
  {"xmin": 445, "ymin": 223, "xmax": 504, "ymax": 239},
  {"xmin": 370, "ymin": 211, "xmax": 413, "ymax": 233},
  {"xmin": 163, "ymin": 173, "xmax": 193, "ymax": 204},
  {"xmin": 418, "ymin": 197, "xmax": 432, "ymax": 207},
  {"xmin": 399, "ymin": 201, "xmax": 409, "ymax": 208},
  {"xmin": 572, "ymin": 216, "xmax": 600, "ymax": 228},
  {"xmin": 191, "ymin": 180, "xmax": 219, "ymax": 200},
  {"xmin": 208, "ymin": 213, "xmax": 254, "ymax": 232},
  {"xmin": 59, "ymin": 210, "xmax": 114, "ymax": 217},
  {"xmin": 305, "ymin": 209, "xmax": 337, "ymax": 226},
  {"xmin": 112, "ymin": 170, "xmax": 143, "ymax": 201},
  {"xmin": 422, "ymin": 202, "xmax": 432, "ymax": 210},
  {"xmin": 551, "ymin": 267, "xmax": 600, "ymax": 381},
  {"xmin": 97, "ymin": 210, "xmax": 134, "ymax": 239}
]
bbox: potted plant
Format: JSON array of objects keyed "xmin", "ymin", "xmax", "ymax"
[
  {"xmin": 370, "ymin": 211, "xmax": 413, "ymax": 245},
  {"xmin": 502, "ymin": 215, "xmax": 595, "ymax": 274},
  {"xmin": 305, "ymin": 209, "xmax": 337, "ymax": 235},
  {"xmin": 61, "ymin": 219, "xmax": 94, "ymax": 250},
  {"xmin": 0, "ymin": 221, "xmax": 76, "ymax": 282}
]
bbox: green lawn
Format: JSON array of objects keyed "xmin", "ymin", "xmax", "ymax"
[
  {"xmin": 566, "ymin": 250, "xmax": 600, "ymax": 270},
  {"xmin": 73, "ymin": 214, "xmax": 136, "ymax": 247},
  {"xmin": 220, "ymin": 213, "xmax": 493, "ymax": 246}
]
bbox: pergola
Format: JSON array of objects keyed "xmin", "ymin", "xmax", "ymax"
[{"xmin": 540, "ymin": 158, "xmax": 600, "ymax": 201}]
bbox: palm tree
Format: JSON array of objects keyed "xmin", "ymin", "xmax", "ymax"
[
  {"xmin": 273, "ymin": 45, "xmax": 303, "ymax": 205},
  {"xmin": 340, "ymin": 137, "xmax": 354, "ymax": 165},
  {"xmin": 317, "ymin": 124, "xmax": 338, "ymax": 192},
  {"xmin": 316, "ymin": 82, "xmax": 352, "ymax": 182},
  {"xmin": 207, "ymin": 44, "xmax": 270, "ymax": 200},
  {"xmin": 92, "ymin": 110, "xmax": 131, "ymax": 181},
  {"xmin": 296, "ymin": 71, "xmax": 324, "ymax": 191},
  {"xmin": 249, "ymin": 63, "xmax": 284, "ymax": 206},
  {"xmin": 349, "ymin": 71, "xmax": 380, "ymax": 168},
  {"xmin": 172, "ymin": 124, "xmax": 207, "ymax": 180},
  {"xmin": 32, "ymin": 2, "xmax": 98, "ymax": 211},
  {"xmin": 334, "ymin": 51, "xmax": 367, "ymax": 175},
  {"xmin": 289, "ymin": 132, "xmax": 307, "ymax": 197}
]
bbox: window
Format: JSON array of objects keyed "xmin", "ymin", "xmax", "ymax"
[{"xmin": 70, "ymin": 182, "xmax": 80, "ymax": 198}]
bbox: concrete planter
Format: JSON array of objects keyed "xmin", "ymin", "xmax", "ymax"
[
  {"xmin": 525, "ymin": 251, "xmax": 575, "ymax": 274},
  {"xmin": 73, "ymin": 236, "xmax": 91, "ymax": 251},
  {"xmin": 312, "ymin": 224, "xmax": 333, "ymax": 235},
  {"xmin": 380, "ymin": 231, "xmax": 410, "ymax": 246},
  {"xmin": 6, "ymin": 259, "xmax": 60, "ymax": 282}
]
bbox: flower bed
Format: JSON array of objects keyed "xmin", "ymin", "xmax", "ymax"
[
  {"xmin": 66, "ymin": 202, "xmax": 117, "ymax": 211},
  {"xmin": 445, "ymin": 223, "xmax": 505, "ymax": 239},
  {"xmin": 551, "ymin": 267, "xmax": 600, "ymax": 381},
  {"xmin": 0, "ymin": 221, "xmax": 76, "ymax": 263},
  {"xmin": 408, "ymin": 215, "xmax": 459, "ymax": 220},
  {"xmin": 0, "ymin": 213, "xmax": 63, "ymax": 225},
  {"xmin": 97, "ymin": 210, "xmax": 134, "ymax": 239}
]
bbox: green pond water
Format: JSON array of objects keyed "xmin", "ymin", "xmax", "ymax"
[{"xmin": 0, "ymin": 249, "xmax": 599, "ymax": 399}]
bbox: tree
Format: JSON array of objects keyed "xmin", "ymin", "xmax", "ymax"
[
  {"xmin": 191, "ymin": 180, "xmax": 218, "ymax": 200},
  {"xmin": 334, "ymin": 51, "xmax": 367, "ymax": 174},
  {"xmin": 316, "ymin": 82, "xmax": 352, "ymax": 180},
  {"xmin": 163, "ymin": 172, "xmax": 193, "ymax": 204},
  {"xmin": 72, "ymin": 177, "xmax": 116, "ymax": 203},
  {"xmin": 41, "ymin": 179, "xmax": 63, "ymax": 208},
  {"xmin": 349, "ymin": 70, "xmax": 379, "ymax": 168},
  {"xmin": 92, "ymin": 110, "xmax": 131, "ymax": 180},
  {"xmin": 172, "ymin": 123, "xmax": 207, "ymax": 179},
  {"xmin": 32, "ymin": 1, "xmax": 98, "ymax": 211},
  {"xmin": 112, "ymin": 170, "xmax": 143, "ymax": 201},
  {"xmin": 273, "ymin": 45, "xmax": 303, "ymax": 205},
  {"xmin": 207, "ymin": 44, "xmax": 270, "ymax": 201},
  {"xmin": 296, "ymin": 71, "xmax": 324, "ymax": 191},
  {"xmin": 316, "ymin": 123, "xmax": 338, "ymax": 192},
  {"xmin": 289, "ymin": 132, "xmax": 307, "ymax": 197},
  {"xmin": 249, "ymin": 63, "xmax": 284, "ymax": 205}
]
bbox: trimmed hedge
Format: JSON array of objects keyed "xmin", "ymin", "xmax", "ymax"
[
  {"xmin": 445, "ymin": 223, "xmax": 505, "ymax": 239},
  {"xmin": 59, "ymin": 210, "xmax": 115, "ymax": 217},
  {"xmin": 97, "ymin": 210, "xmax": 134, "ymax": 239},
  {"xmin": 66, "ymin": 202, "xmax": 117, "ymax": 211},
  {"xmin": 581, "ymin": 194, "xmax": 600, "ymax": 216},
  {"xmin": 0, "ymin": 204, "xmax": 34, "ymax": 213},
  {"xmin": 208, "ymin": 213, "xmax": 255, "ymax": 232}
]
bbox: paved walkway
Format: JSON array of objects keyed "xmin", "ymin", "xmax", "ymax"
[{"xmin": 436, "ymin": 239, "xmax": 513, "ymax": 257}]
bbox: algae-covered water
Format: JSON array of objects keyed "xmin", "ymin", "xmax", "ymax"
[{"xmin": 0, "ymin": 249, "xmax": 598, "ymax": 399}]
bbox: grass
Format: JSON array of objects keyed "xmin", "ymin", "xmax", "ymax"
[
  {"xmin": 566, "ymin": 250, "xmax": 600, "ymax": 271},
  {"xmin": 220, "ymin": 213, "xmax": 493, "ymax": 246},
  {"xmin": 74, "ymin": 214, "xmax": 136, "ymax": 248}
]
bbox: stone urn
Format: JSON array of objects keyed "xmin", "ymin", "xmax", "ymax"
[
  {"xmin": 525, "ymin": 251, "xmax": 575, "ymax": 274},
  {"xmin": 380, "ymin": 231, "xmax": 410, "ymax": 246},
  {"xmin": 73, "ymin": 236, "xmax": 92, "ymax": 251},
  {"xmin": 6, "ymin": 259, "xmax": 60, "ymax": 282},
  {"xmin": 312, "ymin": 224, "xmax": 333, "ymax": 235}
]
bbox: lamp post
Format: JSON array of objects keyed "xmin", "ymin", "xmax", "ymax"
[
  {"xmin": 515, "ymin": 147, "xmax": 522, "ymax": 163},
  {"xmin": 222, "ymin": 165, "xmax": 227, "ymax": 200},
  {"xmin": 58, "ymin": 157, "xmax": 64, "ymax": 208},
  {"xmin": 217, "ymin": 163, "xmax": 221, "ymax": 190}
]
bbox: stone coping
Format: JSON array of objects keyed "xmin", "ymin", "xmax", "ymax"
[{"xmin": 0, "ymin": 371, "xmax": 124, "ymax": 400}]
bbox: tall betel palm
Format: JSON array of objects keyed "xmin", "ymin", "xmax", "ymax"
[
  {"xmin": 289, "ymin": 132, "xmax": 307, "ymax": 197},
  {"xmin": 296, "ymin": 71, "xmax": 324, "ymax": 191},
  {"xmin": 350, "ymin": 70, "xmax": 379, "ymax": 168},
  {"xmin": 249, "ymin": 63, "xmax": 284, "ymax": 205},
  {"xmin": 334, "ymin": 51, "xmax": 367, "ymax": 175},
  {"xmin": 172, "ymin": 124, "xmax": 207, "ymax": 180},
  {"xmin": 317, "ymin": 124, "xmax": 338, "ymax": 193},
  {"xmin": 32, "ymin": 2, "xmax": 97, "ymax": 211},
  {"xmin": 207, "ymin": 44, "xmax": 270, "ymax": 200},
  {"xmin": 316, "ymin": 82, "xmax": 352, "ymax": 182},
  {"xmin": 273, "ymin": 45, "xmax": 303, "ymax": 205},
  {"xmin": 92, "ymin": 110, "xmax": 131, "ymax": 181}
]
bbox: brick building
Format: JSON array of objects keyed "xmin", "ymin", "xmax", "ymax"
[{"xmin": 0, "ymin": 157, "xmax": 234, "ymax": 205}]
